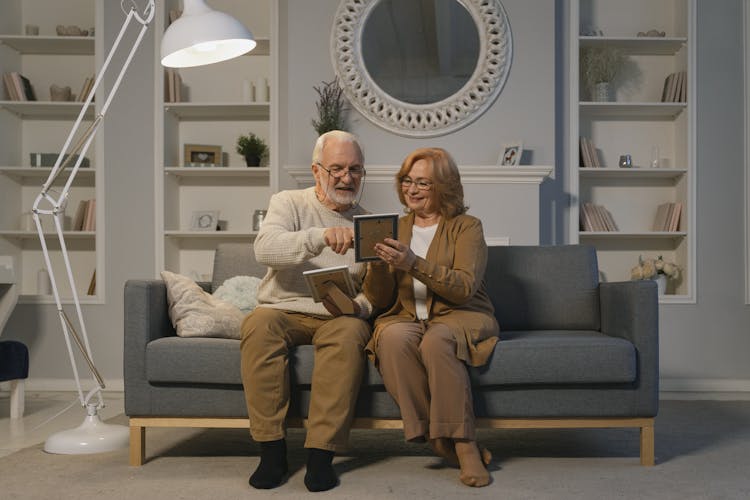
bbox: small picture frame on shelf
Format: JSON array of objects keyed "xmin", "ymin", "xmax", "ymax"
[
  {"xmin": 190, "ymin": 210, "xmax": 220, "ymax": 231},
  {"xmin": 499, "ymin": 142, "xmax": 523, "ymax": 166},
  {"xmin": 184, "ymin": 144, "xmax": 222, "ymax": 167}
]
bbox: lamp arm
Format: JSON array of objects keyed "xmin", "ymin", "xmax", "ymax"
[{"xmin": 31, "ymin": 0, "xmax": 155, "ymax": 409}]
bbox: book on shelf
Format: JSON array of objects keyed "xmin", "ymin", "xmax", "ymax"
[
  {"xmin": 651, "ymin": 202, "xmax": 682, "ymax": 231},
  {"xmin": 76, "ymin": 75, "xmax": 95, "ymax": 102},
  {"xmin": 661, "ymin": 71, "xmax": 687, "ymax": 103},
  {"xmin": 164, "ymin": 68, "xmax": 182, "ymax": 103},
  {"xmin": 579, "ymin": 136, "xmax": 600, "ymax": 168},
  {"xmin": 87, "ymin": 269, "xmax": 96, "ymax": 296},
  {"xmin": 3, "ymin": 72, "xmax": 36, "ymax": 101},
  {"xmin": 72, "ymin": 199, "xmax": 96, "ymax": 231},
  {"xmin": 580, "ymin": 202, "xmax": 617, "ymax": 232}
]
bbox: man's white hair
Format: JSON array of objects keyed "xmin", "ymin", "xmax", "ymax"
[{"xmin": 312, "ymin": 130, "xmax": 364, "ymax": 165}]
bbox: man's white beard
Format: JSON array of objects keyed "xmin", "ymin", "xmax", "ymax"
[{"xmin": 326, "ymin": 184, "xmax": 358, "ymax": 206}]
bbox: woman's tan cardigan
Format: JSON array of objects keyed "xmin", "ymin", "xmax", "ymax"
[{"xmin": 363, "ymin": 212, "xmax": 499, "ymax": 367}]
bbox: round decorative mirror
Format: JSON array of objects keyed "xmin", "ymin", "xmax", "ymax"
[{"xmin": 331, "ymin": 0, "xmax": 513, "ymax": 137}]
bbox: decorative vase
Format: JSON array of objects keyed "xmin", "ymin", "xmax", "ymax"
[
  {"xmin": 593, "ymin": 82, "xmax": 611, "ymax": 102},
  {"xmin": 244, "ymin": 154, "xmax": 261, "ymax": 167},
  {"xmin": 653, "ymin": 274, "xmax": 667, "ymax": 296}
]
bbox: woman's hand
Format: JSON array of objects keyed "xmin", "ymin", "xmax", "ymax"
[{"xmin": 374, "ymin": 237, "xmax": 416, "ymax": 271}]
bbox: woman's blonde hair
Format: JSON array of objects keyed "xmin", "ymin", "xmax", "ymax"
[{"xmin": 396, "ymin": 147, "xmax": 467, "ymax": 219}]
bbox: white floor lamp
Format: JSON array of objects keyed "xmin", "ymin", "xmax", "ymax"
[{"xmin": 35, "ymin": 0, "xmax": 255, "ymax": 454}]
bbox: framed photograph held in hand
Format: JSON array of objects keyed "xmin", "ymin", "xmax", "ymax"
[
  {"xmin": 303, "ymin": 265, "xmax": 357, "ymax": 303},
  {"xmin": 353, "ymin": 213, "xmax": 399, "ymax": 262}
]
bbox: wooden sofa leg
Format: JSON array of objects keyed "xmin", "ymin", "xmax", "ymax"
[
  {"xmin": 129, "ymin": 424, "xmax": 145, "ymax": 466},
  {"xmin": 640, "ymin": 420, "xmax": 655, "ymax": 466}
]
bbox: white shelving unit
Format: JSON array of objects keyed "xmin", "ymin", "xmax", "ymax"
[
  {"xmin": 154, "ymin": 0, "xmax": 277, "ymax": 279},
  {"xmin": 569, "ymin": 0, "xmax": 695, "ymax": 302},
  {"xmin": 0, "ymin": 0, "xmax": 101, "ymax": 303}
]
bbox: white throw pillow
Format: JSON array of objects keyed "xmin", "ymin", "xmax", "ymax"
[
  {"xmin": 212, "ymin": 275, "xmax": 262, "ymax": 314},
  {"xmin": 161, "ymin": 271, "xmax": 245, "ymax": 339}
]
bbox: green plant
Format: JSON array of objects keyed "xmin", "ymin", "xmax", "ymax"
[
  {"xmin": 311, "ymin": 78, "xmax": 347, "ymax": 135},
  {"xmin": 235, "ymin": 133, "xmax": 268, "ymax": 159},
  {"xmin": 580, "ymin": 46, "xmax": 625, "ymax": 86}
]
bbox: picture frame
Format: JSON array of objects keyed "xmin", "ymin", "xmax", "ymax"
[
  {"xmin": 184, "ymin": 144, "xmax": 222, "ymax": 167},
  {"xmin": 302, "ymin": 265, "xmax": 357, "ymax": 302},
  {"xmin": 190, "ymin": 210, "xmax": 220, "ymax": 231},
  {"xmin": 353, "ymin": 213, "xmax": 399, "ymax": 262},
  {"xmin": 499, "ymin": 142, "xmax": 523, "ymax": 166}
]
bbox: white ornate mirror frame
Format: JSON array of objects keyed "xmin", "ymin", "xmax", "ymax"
[{"xmin": 331, "ymin": 0, "xmax": 513, "ymax": 137}]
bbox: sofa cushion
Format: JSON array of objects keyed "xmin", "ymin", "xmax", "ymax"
[
  {"xmin": 469, "ymin": 330, "xmax": 636, "ymax": 385},
  {"xmin": 161, "ymin": 271, "xmax": 245, "ymax": 339},
  {"xmin": 211, "ymin": 243, "xmax": 267, "ymax": 292},
  {"xmin": 145, "ymin": 330, "xmax": 635, "ymax": 387},
  {"xmin": 486, "ymin": 245, "xmax": 601, "ymax": 331}
]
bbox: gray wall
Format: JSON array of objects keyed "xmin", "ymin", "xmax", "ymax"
[{"xmin": 2, "ymin": 0, "xmax": 748, "ymax": 394}]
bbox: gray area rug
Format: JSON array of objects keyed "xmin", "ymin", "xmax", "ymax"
[{"xmin": 1, "ymin": 400, "xmax": 749, "ymax": 499}]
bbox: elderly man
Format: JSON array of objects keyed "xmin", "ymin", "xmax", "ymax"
[{"xmin": 241, "ymin": 130, "xmax": 373, "ymax": 492}]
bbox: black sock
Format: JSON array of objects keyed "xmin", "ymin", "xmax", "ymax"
[
  {"xmin": 249, "ymin": 439, "xmax": 288, "ymax": 489},
  {"xmin": 304, "ymin": 448, "xmax": 338, "ymax": 492}
]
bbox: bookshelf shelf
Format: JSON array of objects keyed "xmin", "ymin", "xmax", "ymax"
[
  {"xmin": 164, "ymin": 231, "xmax": 257, "ymax": 239},
  {"xmin": 579, "ymin": 102, "xmax": 686, "ymax": 119},
  {"xmin": 0, "ymin": 35, "xmax": 94, "ymax": 55},
  {"xmin": 579, "ymin": 231, "xmax": 687, "ymax": 240},
  {"xmin": 164, "ymin": 102, "xmax": 270, "ymax": 121},
  {"xmin": 579, "ymin": 36, "xmax": 686, "ymax": 55},
  {"xmin": 0, "ymin": 101, "xmax": 95, "ymax": 119},
  {"xmin": 164, "ymin": 167, "xmax": 271, "ymax": 178},
  {"xmin": 579, "ymin": 167, "xmax": 687, "ymax": 180}
]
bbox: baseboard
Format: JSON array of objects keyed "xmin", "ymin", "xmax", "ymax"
[
  {"xmin": 2, "ymin": 378, "xmax": 749, "ymax": 400},
  {"xmin": 660, "ymin": 378, "xmax": 750, "ymax": 399},
  {"xmin": 0, "ymin": 378, "xmax": 124, "ymax": 393}
]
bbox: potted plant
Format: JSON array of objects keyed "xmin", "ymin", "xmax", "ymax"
[
  {"xmin": 311, "ymin": 78, "xmax": 347, "ymax": 135},
  {"xmin": 580, "ymin": 46, "xmax": 625, "ymax": 101},
  {"xmin": 630, "ymin": 255, "xmax": 680, "ymax": 295},
  {"xmin": 236, "ymin": 133, "xmax": 268, "ymax": 167}
]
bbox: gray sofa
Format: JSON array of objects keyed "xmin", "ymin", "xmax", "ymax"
[{"xmin": 124, "ymin": 243, "xmax": 658, "ymax": 466}]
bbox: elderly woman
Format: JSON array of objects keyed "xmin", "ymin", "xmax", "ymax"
[{"xmin": 364, "ymin": 147, "xmax": 499, "ymax": 487}]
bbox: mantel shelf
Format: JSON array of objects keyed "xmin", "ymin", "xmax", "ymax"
[
  {"xmin": 0, "ymin": 35, "xmax": 94, "ymax": 55},
  {"xmin": 0, "ymin": 101, "xmax": 95, "ymax": 119},
  {"xmin": 285, "ymin": 165, "xmax": 554, "ymax": 185},
  {"xmin": 579, "ymin": 36, "xmax": 687, "ymax": 55},
  {"xmin": 164, "ymin": 167, "xmax": 270, "ymax": 177},
  {"xmin": 164, "ymin": 102, "xmax": 269, "ymax": 120}
]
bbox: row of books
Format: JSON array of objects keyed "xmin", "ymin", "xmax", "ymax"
[
  {"xmin": 580, "ymin": 202, "xmax": 618, "ymax": 232},
  {"xmin": 3, "ymin": 72, "xmax": 36, "ymax": 101},
  {"xmin": 164, "ymin": 68, "xmax": 183, "ymax": 103},
  {"xmin": 661, "ymin": 71, "xmax": 687, "ymax": 103},
  {"xmin": 579, "ymin": 136, "xmax": 601, "ymax": 168},
  {"xmin": 652, "ymin": 202, "xmax": 682, "ymax": 232},
  {"xmin": 72, "ymin": 199, "xmax": 96, "ymax": 231}
]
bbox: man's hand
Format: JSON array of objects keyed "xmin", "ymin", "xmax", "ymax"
[{"xmin": 323, "ymin": 226, "xmax": 355, "ymax": 255}]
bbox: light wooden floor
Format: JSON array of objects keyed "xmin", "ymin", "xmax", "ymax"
[{"xmin": 0, "ymin": 390, "xmax": 124, "ymax": 458}]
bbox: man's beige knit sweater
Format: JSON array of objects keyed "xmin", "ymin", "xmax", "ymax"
[{"xmin": 254, "ymin": 187, "xmax": 373, "ymax": 318}]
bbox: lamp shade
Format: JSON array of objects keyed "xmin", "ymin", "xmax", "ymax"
[{"xmin": 161, "ymin": 0, "xmax": 256, "ymax": 68}]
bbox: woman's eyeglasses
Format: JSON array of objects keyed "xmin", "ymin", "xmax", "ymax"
[{"xmin": 400, "ymin": 177, "xmax": 433, "ymax": 190}]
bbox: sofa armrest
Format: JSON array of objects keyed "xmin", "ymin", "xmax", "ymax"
[
  {"xmin": 599, "ymin": 280, "xmax": 659, "ymax": 413},
  {"xmin": 124, "ymin": 279, "xmax": 175, "ymax": 415}
]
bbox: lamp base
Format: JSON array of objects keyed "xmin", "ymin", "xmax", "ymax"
[{"xmin": 44, "ymin": 411, "xmax": 129, "ymax": 455}]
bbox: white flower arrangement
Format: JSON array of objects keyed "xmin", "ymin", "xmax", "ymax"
[{"xmin": 630, "ymin": 255, "xmax": 680, "ymax": 281}]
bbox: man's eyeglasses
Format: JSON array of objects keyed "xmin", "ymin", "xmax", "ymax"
[
  {"xmin": 400, "ymin": 177, "xmax": 433, "ymax": 191},
  {"xmin": 315, "ymin": 162, "xmax": 365, "ymax": 179}
]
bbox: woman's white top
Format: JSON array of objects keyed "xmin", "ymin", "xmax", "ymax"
[{"xmin": 410, "ymin": 223, "xmax": 438, "ymax": 320}]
